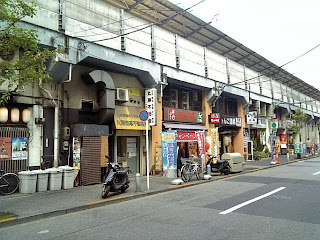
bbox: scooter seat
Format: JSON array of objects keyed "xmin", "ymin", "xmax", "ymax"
[
  {"xmin": 217, "ymin": 159, "xmax": 228, "ymax": 164},
  {"xmin": 117, "ymin": 168, "xmax": 129, "ymax": 176}
]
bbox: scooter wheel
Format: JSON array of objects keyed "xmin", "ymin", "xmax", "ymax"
[
  {"xmin": 102, "ymin": 185, "xmax": 111, "ymax": 198},
  {"xmin": 223, "ymin": 169, "xmax": 230, "ymax": 175},
  {"xmin": 121, "ymin": 184, "xmax": 129, "ymax": 193}
]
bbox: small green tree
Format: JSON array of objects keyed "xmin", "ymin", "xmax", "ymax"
[
  {"xmin": 0, "ymin": 0, "xmax": 62, "ymax": 105},
  {"xmin": 288, "ymin": 108, "xmax": 308, "ymax": 140}
]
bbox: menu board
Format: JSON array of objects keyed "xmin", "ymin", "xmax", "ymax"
[{"xmin": 0, "ymin": 137, "xmax": 12, "ymax": 161}]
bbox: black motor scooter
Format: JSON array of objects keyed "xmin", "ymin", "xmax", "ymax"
[
  {"xmin": 102, "ymin": 156, "xmax": 130, "ymax": 198},
  {"xmin": 207, "ymin": 154, "xmax": 231, "ymax": 175}
]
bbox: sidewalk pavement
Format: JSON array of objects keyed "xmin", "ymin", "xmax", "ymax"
[{"xmin": 0, "ymin": 153, "xmax": 317, "ymax": 227}]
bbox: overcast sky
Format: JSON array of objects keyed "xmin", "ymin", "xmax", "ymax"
[{"xmin": 169, "ymin": 0, "xmax": 320, "ymax": 90}]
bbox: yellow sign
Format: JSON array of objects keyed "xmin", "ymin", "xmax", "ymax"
[
  {"xmin": 210, "ymin": 128, "xmax": 219, "ymax": 159},
  {"xmin": 124, "ymin": 88, "xmax": 140, "ymax": 97},
  {"xmin": 160, "ymin": 132, "xmax": 176, "ymax": 141},
  {"xmin": 114, "ymin": 106, "xmax": 149, "ymax": 130}
]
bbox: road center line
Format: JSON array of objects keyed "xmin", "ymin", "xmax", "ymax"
[
  {"xmin": 313, "ymin": 171, "xmax": 320, "ymax": 175},
  {"xmin": 220, "ymin": 187, "xmax": 286, "ymax": 215}
]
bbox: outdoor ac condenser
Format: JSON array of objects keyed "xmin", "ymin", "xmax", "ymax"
[{"xmin": 116, "ymin": 88, "xmax": 129, "ymax": 102}]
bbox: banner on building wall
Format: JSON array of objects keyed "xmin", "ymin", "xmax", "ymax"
[
  {"xmin": 0, "ymin": 137, "xmax": 12, "ymax": 161},
  {"xmin": 260, "ymin": 131, "xmax": 266, "ymax": 145},
  {"xmin": 252, "ymin": 118, "xmax": 267, "ymax": 129},
  {"xmin": 73, "ymin": 137, "xmax": 81, "ymax": 168},
  {"xmin": 196, "ymin": 131, "xmax": 205, "ymax": 155},
  {"xmin": 210, "ymin": 113, "xmax": 220, "ymax": 124},
  {"xmin": 160, "ymin": 131, "xmax": 177, "ymax": 178},
  {"xmin": 114, "ymin": 106, "xmax": 148, "ymax": 130},
  {"xmin": 270, "ymin": 119, "xmax": 279, "ymax": 129},
  {"xmin": 280, "ymin": 134, "xmax": 287, "ymax": 148},
  {"xmin": 145, "ymin": 88, "xmax": 157, "ymax": 126},
  {"xmin": 219, "ymin": 117, "xmax": 242, "ymax": 127},
  {"xmin": 243, "ymin": 128, "xmax": 249, "ymax": 152},
  {"xmin": 205, "ymin": 135, "xmax": 212, "ymax": 155},
  {"xmin": 176, "ymin": 131, "xmax": 197, "ymax": 142},
  {"xmin": 275, "ymin": 138, "xmax": 281, "ymax": 153},
  {"xmin": 164, "ymin": 107, "xmax": 204, "ymax": 123},
  {"xmin": 11, "ymin": 137, "xmax": 28, "ymax": 161},
  {"xmin": 211, "ymin": 128, "xmax": 219, "ymax": 158},
  {"xmin": 294, "ymin": 142, "xmax": 302, "ymax": 154},
  {"xmin": 196, "ymin": 131, "xmax": 206, "ymax": 173},
  {"xmin": 246, "ymin": 111, "xmax": 258, "ymax": 124}
]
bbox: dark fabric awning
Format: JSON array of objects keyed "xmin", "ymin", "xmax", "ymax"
[{"xmin": 217, "ymin": 126, "xmax": 239, "ymax": 135}]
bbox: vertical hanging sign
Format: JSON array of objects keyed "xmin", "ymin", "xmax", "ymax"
[
  {"xmin": 145, "ymin": 88, "xmax": 157, "ymax": 126},
  {"xmin": 210, "ymin": 128, "xmax": 219, "ymax": 158},
  {"xmin": 196, "ymin": 131, "xmax": 206, "ymax": 174},
  {"xmin": 160, "ymin": 131, "xmax": 177, "ymax": 178}
]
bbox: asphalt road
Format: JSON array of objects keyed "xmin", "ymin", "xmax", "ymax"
[{"xmin": 2, "ymin": 157, "xmax": 320, "ymax": 240}]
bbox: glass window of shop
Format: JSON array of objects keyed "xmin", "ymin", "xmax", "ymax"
[{"xmin": 163, "ymin": 85, "xmax": 202, "ymax": 111}]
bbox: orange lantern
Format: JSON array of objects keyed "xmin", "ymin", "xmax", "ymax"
[{"xmin": 205, "ymin": 141, "xmax": 210, "ymax": 151}]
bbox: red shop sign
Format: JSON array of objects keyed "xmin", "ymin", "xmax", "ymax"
[
  {"xmin": 196, "ymin": 132, "xmax": 205, "ymax": 155},
  {"xmin": 177, "ymin": 131, "xmax": 197, "ymax": 141},
  {"xmin": 280, "ymin": 134, "xmax": 287, "ymax": 144},
  {"xmin": 210, "ymin": 113, "xmax": 220, "ymax": 124}
]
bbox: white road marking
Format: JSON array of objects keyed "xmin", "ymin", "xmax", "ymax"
[
  {"xmin": 37, "ymin": 230, "xmax": 49, "ymax": 234},
  {"xmin": 313, "ymin": 171, "xmax": 320, "ymax": 175},
  {"xmin": 299, "ymin": 161, "xmax": 304, "ymax": 163},
  {"xmin": 220, "ymin": 187, "xmax": 286, "ymax": 215}
]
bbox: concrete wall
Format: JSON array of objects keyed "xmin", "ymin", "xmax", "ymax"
[
  {"xmin": 16, "ymin": 0, "xmax": 320, "ymax": 121},
  {"xmin": 233, "ymin": 103, "xmax": 245, "ymax": 155},
  {"xmin": 20, "ymin": 0, "xmax": 320, "ymax": 113}
]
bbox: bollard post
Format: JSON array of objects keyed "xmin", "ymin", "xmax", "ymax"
[
  {"xmin": 207, "ymin": 165, "xmax": 211, "ymax": 176},
  {"xmin": 136, "ymin": 173, "xmax": 141, "ymax": 192},
  {"xmin": 287, "ymin": 152, "xmax": 290, "ymax": 162}
]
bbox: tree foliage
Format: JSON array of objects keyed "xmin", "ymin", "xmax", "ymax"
[
  {"xmin": 0, "ymin": 0, "xmax": 62, "ymax": 105},
  {"xmin": 288, "ymin": 108, "xmax": 308, "ymax": 135}
]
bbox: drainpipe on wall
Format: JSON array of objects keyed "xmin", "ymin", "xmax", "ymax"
[{"xmin": 53, "ymin": 106, "xmax": 59, "ymax": 167}]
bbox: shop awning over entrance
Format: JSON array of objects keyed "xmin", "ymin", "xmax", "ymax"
[
  {"xmin": 163, "ymin": 122, "xmax": 207, "ymax": 131},
  {"xmin": 218, "ymin": 126, "xmax": 240, "ymax": 135}
]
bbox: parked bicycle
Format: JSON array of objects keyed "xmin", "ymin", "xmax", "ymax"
[
  {"xmin": 0, "ymin": 170, "xmax": 19, "ymax": 195},
  {"xmin": 181, "ymin": 155, "xmax": 203, "ymax": 182}
]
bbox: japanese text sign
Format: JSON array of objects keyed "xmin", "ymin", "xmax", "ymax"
[{"xmin": 145, "ymin": 88, "xmax": 157, "ymax": 126}]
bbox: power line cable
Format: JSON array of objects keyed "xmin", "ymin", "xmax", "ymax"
[
  {"xmin": 75, "ymin": 21, "xmax": 151, "ymax": 38},
  {"xmin": 229, "ymin": 42, "xmax": 320, "ymax": 87},
  {"xmin": 73, "ymin": 16, "xmax": 137, "ymax": 37}
]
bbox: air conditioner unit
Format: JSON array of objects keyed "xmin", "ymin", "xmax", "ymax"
[
  {"xmin": 0, "ymin": 50, "xmax": 19, "ymax": 62},
  {"xmin": 16, "ymin": 85, "xmax": 25, "ymax": 93},
  {"xmin": 0, "ymin": 50, "xmax": 20, "ymax": 91},
  {"xmin": 116, "ymin": 88, "xmax": 129, "ymax": 102}
]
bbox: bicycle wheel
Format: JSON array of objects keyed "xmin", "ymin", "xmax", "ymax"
[
  {"xmin": 181, "ymin": 165, "xmax": 191, "ymax": 182},
  {"xmin": 0, "ymin": 173, "xmax": 19, "ymax": 195}
]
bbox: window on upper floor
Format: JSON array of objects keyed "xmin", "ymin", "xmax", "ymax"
[
  {"xmin": 212, "ymin": 97, "xmax": 238, "ymax": 117},
  {"xmin": 163, "ymin": 85, "xmax": 202, "ymax": 111}
]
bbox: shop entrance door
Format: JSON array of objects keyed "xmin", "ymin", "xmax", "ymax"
[{"xmin": 117, "ymin": 137, "xmax": 139, "ymax": 174}]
